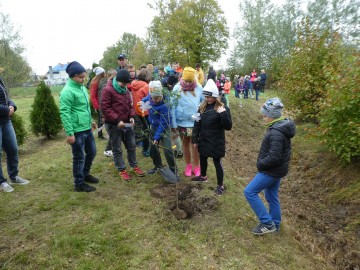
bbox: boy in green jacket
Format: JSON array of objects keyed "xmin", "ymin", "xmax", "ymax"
[{"xmin": 59, "ymin": 61, "xmax": 99, "ymax": 192}]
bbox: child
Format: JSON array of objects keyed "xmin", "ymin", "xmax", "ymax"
[
  {"xmin": 253, "ymin": 76, "xmax": 262, "ymax": 101},
  {"xmin": 223, "ymin": 76, "xmax": 231, "ymax": 107},
  {"xmin": 244, "ymin": 97, "xmax": 296, "ymax": 235},
  {"xmin": 243, "ymin": 75, "xmax": 250, "ymax": 99},
  {"xmin": 191, "ymin": 79, "xmax": 232, "ymax": 196},
  {"xmin": 59, "ymin": 61, "xmax": 98, "ymax": 192},
  {"xmin": 172, "ymin": 67, "xmax": 204, "ymax": 177},
  {"xmin": 101, "ymin": 69, "xmax": 145, "ymax": 181},
  {"xmin": 142, "ymin": 81, "xmax": 178, "ymax": 176}
]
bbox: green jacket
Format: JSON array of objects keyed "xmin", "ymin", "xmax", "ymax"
[{"xmin": 59, "ymin": 79, "xmax": 92, "ymax": 136}]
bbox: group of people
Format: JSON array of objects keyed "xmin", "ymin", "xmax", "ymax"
[
  {"xmin": 0, "ymin": 56, "xmax": 295, "ymax": 236},
  {"xmin": 234, "ymin": 69, "xmax": 267, "ymax": 101}
]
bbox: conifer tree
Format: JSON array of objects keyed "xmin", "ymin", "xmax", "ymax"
[
  {"xmin": 11, "ymin": 113, "xmax": 27, "ymax": 146},
  {"xmin": 30, "ymin": 81, "xmax": 62, "ymax": 139}
]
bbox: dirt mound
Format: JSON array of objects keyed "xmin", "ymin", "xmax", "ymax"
[{"xmin": 150, "ymin": 183, "xmax": 219, "ymax": 219}]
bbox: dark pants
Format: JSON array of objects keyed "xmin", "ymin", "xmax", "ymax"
[
  {"xmin": 107, "ymin": 124, "xmax": 137, "ymax": 171},
  {"xmin": 149, "ymin": 127, "xmax": 176, "ymax": 173},
  {"xmin": 0, "ymin": 119, "xmax": 19, "ymax": 183},
  {"xmin": 200, "ymin": 154, "xmax": 224, "ymax": 186},
  {"xmin": 71, "ymin": 129, "xmax": 96, "ymax": 186},
  {"xmin": 96, "ymin": 110, "xmax": 104, "ymax": 137},
  {"xmin": 138, "ymin": 115, "xmax": 150, "ymax": 152}
]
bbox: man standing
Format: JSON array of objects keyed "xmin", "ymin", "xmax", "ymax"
[
  {"xmin": 59, "ymin": 61, "xmax": 99, "ymax": 192},
  {"xmin": 0, "ymin": 74, "xmax": 29, "ymax": 192},
  {"xmin": 195, "ymin": 63, "xmax": 204, "ymax": 86},
  {"xmin": 116, "ymin": 54, "xmax": 128, "ymax": 72}
]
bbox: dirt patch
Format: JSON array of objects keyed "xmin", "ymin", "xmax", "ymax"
[{"xmin": 149, "ymin": 183, "xmax": 219, "ymax": 219}]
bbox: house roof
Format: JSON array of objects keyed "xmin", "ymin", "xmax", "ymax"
[{"xmin": 52, "ymin": 63, "xmax": 68, "ymax": 72}]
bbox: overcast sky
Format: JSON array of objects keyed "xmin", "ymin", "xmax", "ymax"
[{"xmin": 0, "ymin": 0, "xmax": 275, "ymax": 75}]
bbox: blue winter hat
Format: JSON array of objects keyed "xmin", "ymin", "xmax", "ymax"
[
  {"xmin": 261, "ymin": 97, "xmax": 284, "ymax": 119},
  {"xmin": 66, "ymin": 61, "xmax": 86, "ymax": 78}
]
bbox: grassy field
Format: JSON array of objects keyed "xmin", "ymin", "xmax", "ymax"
[{"xmin": 0, "ymin": 86, "xmax": 336, "ymax": 269}]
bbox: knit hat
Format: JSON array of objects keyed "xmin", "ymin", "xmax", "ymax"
[
  {"xmin": 66, "ymin": 61, "xmax": 86, "ymax": 78},
  {"xmin": 116, "ymin": 69, "xmax": 131, "ymax": 83},
  {"xmin": 203, "ymin": 79, "xmax": 219, "ymax": 97},
  {"xmin": 182, "ymin": 67, "xmax": 196, "ymax": 82},
  {"xmin": 167, "ymin": 74, "xmax": 178, "ymax": 86},
  {"xmin": 261, "ymin": 97, "xmax": 284, "ymax": 119},
  {"xmin": 149, "ymin": 81, "xmax": 163, "ymax": 97},
  {"xmin": 93, "ymin": 67, "xmax": 105, "ymax": 76}
]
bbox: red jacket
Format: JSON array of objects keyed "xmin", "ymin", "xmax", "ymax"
[
  {"xmin": 101, "ymin": 80, "xmax": 135, "ymax": 125},
  {"xmin": 130, "ymin": 79, "xmax": 149, "ymax": 116},
  {"xmin": 90, "ymin": 80, "xmax": 100, "ymax": 110}
]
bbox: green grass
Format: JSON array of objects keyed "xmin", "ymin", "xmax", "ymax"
[{"xmin": 0, "ymin": 89, "xmax": 333, "ymax": 269}]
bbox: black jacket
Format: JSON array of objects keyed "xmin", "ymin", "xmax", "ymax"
[
  {"xmin": 192, "ymin": 103, "xmax": 232, "ymax": 158},
  {"xmin": 257, "ymin": 119, "xmax": 296, "ymax": 177},
  {"xmin": 0, "ymin": 78, "xmax": 17, "ymax": 123}
]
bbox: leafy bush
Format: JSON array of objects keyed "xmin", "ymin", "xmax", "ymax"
[
  {"xmin": 319, "ymin": 48, "xmax": 360, "ymax": 163},
  {"xmin": 30, "ymin": 81, "xmax": 62, "ymax": 139},
  {"xmin": 11, "ymin": 114, "xmax": 27, "ymax": 146}
]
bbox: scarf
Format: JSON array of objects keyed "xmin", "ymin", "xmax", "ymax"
[
  {"xmin": 180, "ymin": 78, "xmax": 197, "ymax": 92},
  {"xmin": 112, "ymin": 77, "xmax": 127, "ymax": 94},
  {"xmin": 266, "ymin": 116, "xmax": 286, "ymax": 128}
]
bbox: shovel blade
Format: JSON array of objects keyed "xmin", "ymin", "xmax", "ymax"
[{"xmin": 157, "ymin": 166, "xmax": 179, "ymax": 183}]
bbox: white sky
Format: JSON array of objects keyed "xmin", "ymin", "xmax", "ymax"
[{"xmin": 0, "ymin": 0, "xmax": 282, "ymax": 75}]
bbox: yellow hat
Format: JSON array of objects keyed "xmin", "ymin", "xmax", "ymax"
[{"xmin": 182, "ymin": 67, "xmax": 196, "ymax": 82}]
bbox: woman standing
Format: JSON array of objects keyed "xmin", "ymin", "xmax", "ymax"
[
  {"xmin": 191, "ymin": 79, "xmax": 232, "ymax": 196},
  {"xmin": 172, "ymin": 67, "xmax": 204, "ymax": 177},
  {"xmin": 90, "ymin": 67, "xmax": 106, "ymax": 139}
]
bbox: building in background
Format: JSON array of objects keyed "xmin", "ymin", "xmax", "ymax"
[{"xmin": 45, "ymin": 63, "xmax": 69, "ymax": 86}]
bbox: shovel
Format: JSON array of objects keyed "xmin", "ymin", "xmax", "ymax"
[{"xmin": 154, "ymin": 144, "xmax": 180, "ymax": 184}]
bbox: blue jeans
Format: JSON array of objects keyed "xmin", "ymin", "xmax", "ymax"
[
  {"xmin": 71, "ymin": 129, "xmax": 96, "ymax": 186},
  {"xmin": 244, "ymin": 172, "xmax": 281, "ymax": 228},
  {"xmin": 0, "ymin": 120, "xmax": 19, "ymax": 183},
  {"xmin": 107, "ymin": 124, "xmax": 137, "ymax": 171},
  {"xmin": 255, "ymin": 89, "xmax": 260, "ymax": 100}
]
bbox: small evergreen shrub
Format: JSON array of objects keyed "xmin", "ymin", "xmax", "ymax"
[
  {"xmin": 11, "ymin": 114, "xmax": 27, "ymax": 146},
  {"xmin": 30, "ymin": 81, "xmax": 62, "ymax": 139}
]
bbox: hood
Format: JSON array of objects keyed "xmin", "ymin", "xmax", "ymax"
[
  {"xmin": 131, "ymin": 80, "xmax": 148, "ymax": 92},
  {"xmin": 270, "ymin": 118, "xmax": 296, "ymax": 138}
]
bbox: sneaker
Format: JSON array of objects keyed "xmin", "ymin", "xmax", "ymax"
[
  {"xmin": 148, "ymin": 167, "xmax": 161, "ymax": 175},
  {"xmin": 215, "ymin": 185, "xmax": 225, "ymax": 196},
  {"xmin": 0, "ymin": 182, "xmax": 14, "ymax": 192},
  {"xmin": 130, "ymin": 166, "xmax": 145, "ymax": 177},
  {"xmin": 191, "ymin": 175, "xmax": 208, "ymax": 182},
  {"xmin": 119, "ymin": 170, "xmax": 131, "ymax": 181},
  {"xmin": 84, "ymin": 175, "xmax": 99, "ymax": 184},
  {"xmin": 74, "ymin": 183, "xmax": 96, "ymax": 192},
  {"xmin": 252, "ymin": 222, "xmax": 276, "ymax": 235},
  {"xmin": 142, "ymin": 150, "xmax": 150, "ymax": 157},
  {"xmin": 10, "ymin": 176, "xmax": 29, "ymax": 185},
  {"xmin": 193, "ymin": 166, "xmax": 200, "ymax": 177},
  {"xmin": 103, "ymin": 150, "xmax": 113, "ymax": 157},
  {"xmin": 184, "ymin": 164, "xmax": 192, "ymax": 177}
]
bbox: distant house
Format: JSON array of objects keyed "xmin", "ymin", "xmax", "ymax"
[{"xmin": 45, "ymin": 63, "xmax": 69, "ymax": 86}]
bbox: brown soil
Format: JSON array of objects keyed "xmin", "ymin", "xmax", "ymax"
[{"xmin": 150, "ymin": 183, "xmax": 219, "ymax": 219}]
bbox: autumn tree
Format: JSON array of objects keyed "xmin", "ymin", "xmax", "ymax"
[
  {"xmin": 148, "ymin": 0, "xmax": 229, "ymax": 67},
  {"xmin": 0, "ymin": 12, "xmax": 31, "ymax": 87},
  {"xmin": 100, "ymin": 33, "xmax": 141, "ymax": 70},
  {"xmin": 30, "ymin": 81, "xmax": 62, "ymax": 139}
]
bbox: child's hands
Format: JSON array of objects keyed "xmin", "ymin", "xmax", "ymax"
[
  {"xmin": 130, "ymin": 118, "xmax": 135, "ymax": 126},
  {"xmin": 153, "ymin": 140, "xmax": 159, "ymax": 145},
  {"xmin": 217, "ymin": 106, "xmax": 226, "ymax": 113}
]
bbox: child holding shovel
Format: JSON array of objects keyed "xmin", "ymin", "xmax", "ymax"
[{"xmin": 141, "ymin": 81, "xmax": 178, "ymax": 179}]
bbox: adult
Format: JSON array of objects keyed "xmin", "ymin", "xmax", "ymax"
[
  {"xmin": 244, "ymin": 98, "xmax": 296, "ymax": 235},
  {"xmin": 0, "ymin": 75, "xmax": 29, "ymax": 193},
  {"xmin": 116, "ymin": 53, "xmax": 128, "ymax": 72},
  {"xmin": 207, "ymin": 66, "xmax": 216, "ymax": 82},
  {"xmin": 59, "ymin": 61, "xmax": 99, "ymax": 192},
  {"xmin": 260, "ymin": 69, "xmax": 267, "ymax": 93},
  {"xmin": 172, "ymin": 67, "xmax": 204, "ymax": 177}
]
